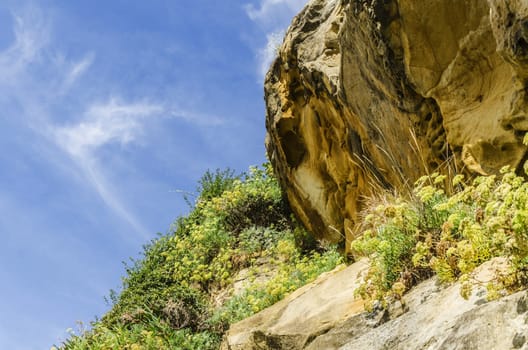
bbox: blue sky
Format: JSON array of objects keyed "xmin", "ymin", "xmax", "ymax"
[{"xmin": 0, "ymin": 1, "xmax": 306, "ymax": 348}]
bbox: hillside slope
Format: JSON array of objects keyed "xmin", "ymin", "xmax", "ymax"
[{"xmin": 57, "ymin": 165, "xmax": 343, "ymax": 349}]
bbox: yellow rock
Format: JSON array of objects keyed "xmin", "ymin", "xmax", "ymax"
[{"xmin": 265, "ymin": 0, "xmax": 528, "ymax": 244}]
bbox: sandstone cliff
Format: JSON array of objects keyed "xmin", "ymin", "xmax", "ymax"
[{"xmin": 265, "ymin": 0, "xmax": 528, "ymax": 245}]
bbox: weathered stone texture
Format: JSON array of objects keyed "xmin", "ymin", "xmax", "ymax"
[
  {"xmin": 265, "ymin": 0, "xmax": 528, "ymax": 244},
  {"xmin": 223, "ymin": 259, "xmax": 528, "ymax": 350},
  {"xmin": 221, "ymin": 260, "xmax": 369, "ymax": 350}
]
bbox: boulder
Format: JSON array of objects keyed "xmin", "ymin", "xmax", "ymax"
[{"xmin": 265, "ymin": 0, "xmax": 528, "ymax": 244}]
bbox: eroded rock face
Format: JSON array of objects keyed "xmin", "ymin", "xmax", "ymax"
[
  {"xmin": 265, "ymin": 0, "xmax": 528, "ymax": 244},
  {"xmin": 221, "ymin": 260, "xmax": 369, "ymax": 350},
  {"xmin": 223, "ymin": 259, "xmax": 528, "ymax": 350}
]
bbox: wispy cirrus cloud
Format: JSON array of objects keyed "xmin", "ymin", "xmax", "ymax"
[
  {"xmin": 245, "ymin": 0, "xmax": 307, "ymax": 25},
  {"xmin": 54, "ymin": 98, "xmax": 163, "ymax": 157},
  {"xmin": 0, "ymin": 5, "xmax": 49, "ymax": 84},
  {"xmin": 52, "ymin": 99, "xmax": 165, "ymax": 238},
  {"xmin": 0, "ymin": 5, "xmax": 226, "ymax": 241},
  {"xmin": 0, "ymin": 5, "xmax": 93, "ymax": 101},
  {"xmin": 0, "ymin": 6, "xmax": 49, "ymax": 67},
  {"xmin": 0, "ymin": 2, "xmax": 268, "ymax": 349},
  {"xmin": 0, "ymin": 6, "xmax": 154, "ymax": 241},
  {"xmin": 168, "ymin": 108, "xmax": 225, "ymax": 126},
  {"xmin": 244, "ymin": 0, "xmax": 307, "ymax": 80},
  {"xmin": 257, "ymin": 30, "xmax": 285, "ymax": 78},
  {"xmin": 58, "ymin": 52, "xmax": 95, "ymax": 93}
]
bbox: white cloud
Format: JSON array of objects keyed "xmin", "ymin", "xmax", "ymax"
[
  {"xmin": 245, "ymin": 0, "xmax": 307, "ymax": 80},
  {"xmin": 168, "ymin": 108, "xmax": 225, "ymax": 126},
  {"xmin": 245, "ymin": 0, "xmax": 307, "ymax": 25},
  {"xmin": 59, "ymin": 53, "xmax": 95, "ymax": 92},
  {"xmin": 0, "ymin": 5, "xmax": 49, "ymax": 81},
  {"xmin": 78, "ymin": 156, "xmax": 150, "ymax": 240},
  {"xmin": 54, "ymin": 98, "xmax": 163, "ymax": 157},
  {"xmin": 68, "ymin": 54, "xmax": 94, "ymax": 82},
  {"xmin": 52, "ymin": 99, "xmax": 164, "ymax": 239},
  {"xmin": 0, "ymin": 8, "xmax": 93, "ymax": 113},
  {"xmin": 257, "ymin": 30, "xmax": 284, "ymax": 78},
  {"xmin": 53, "ymin": 99, "xmax": 223, "ymax": 158},
  {"xmin": 0, "ymin": 7, "xmax": 160, "ymax": 239},
  {"xmin": 0, "ymin": 4, "xmax": 226, "ymax": 242}
]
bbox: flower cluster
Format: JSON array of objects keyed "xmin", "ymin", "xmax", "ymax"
[{"xmin": 352, "ymin": 165, "xmax": 528, "ymax": 309}]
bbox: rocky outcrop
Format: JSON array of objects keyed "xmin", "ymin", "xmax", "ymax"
[
  {"xmin": 222, "ymin": 259, "xmax": 369, "ymax": 349},
  {"xmin": 223, "ymin": 259, "xmax": 528, "ymax": 350},
  {"xmin": 265, "ymin": 0, "xmax": 528, "ymax": 244}
]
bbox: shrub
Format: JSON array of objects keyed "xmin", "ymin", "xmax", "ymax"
[
  {"xmin": 60, "ymin": 313, "xmax": 219, "ymax": 350},
  {"xmin": 102, "ymin": 234, "xmax": 208, "ymax": 330},
  {"xmin": 352, "ymin": 167, "xmax": 528, "ymax": 309},
  {"xmin": 193, "ymin": 168, "xmax": 239, "ymax": 204}
]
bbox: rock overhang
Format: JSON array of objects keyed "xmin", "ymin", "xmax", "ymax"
[{"xmin": 265, "ymin": 0, "xmax": 528, "ymax": 245}]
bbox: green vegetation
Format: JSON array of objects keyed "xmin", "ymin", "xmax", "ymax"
[
  {"xmin": 56, "ymin": 145, "xmax": 528, "ymax": 348},
  {"xmin": 352, "ymin": 166, "xmax": 528, "ymax": 309},
  {"xmin": 56, "ymin": 164, "xmax": 342, "ymax": 350}
]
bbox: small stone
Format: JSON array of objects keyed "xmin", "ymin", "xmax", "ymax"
[
  {"xmin": 476, "ymin": 289, "xmax": 486, "ymax": 297},
  {"xmin": 474, "ymin": 298, "xmax": 487, "ymax": 306},
  {"xmin": 512, "ymin": 333, "xmax": 526, "ymax": 349},
  {"xmin": 517, "ymin": 296, "xmax": 528, "ymax": 314},
  {"xmin": 387, "ymin": 300, "xmax": 407, "ymax": 320}
]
